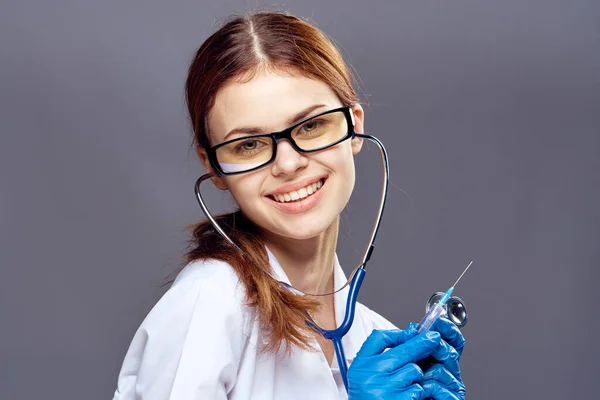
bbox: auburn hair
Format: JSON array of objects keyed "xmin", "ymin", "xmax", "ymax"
[{"xmin": 183, "ymin": 11, "xmax": 359, "ymax": 353}]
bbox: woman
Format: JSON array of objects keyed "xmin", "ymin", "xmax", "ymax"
[{"xmin": 112, "ymin": 11, "xmax": 466, "ymax": 400}]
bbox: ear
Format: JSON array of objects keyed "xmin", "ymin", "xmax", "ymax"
[
  {"xmin": 196, "ymin": 147, "xmax": 229, "ymax": 191},
  {"xmin": 350, "ymin": 103, "xmax": 365, "ymax": 155}
]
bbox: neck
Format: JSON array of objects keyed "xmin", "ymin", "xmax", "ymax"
[{"xmin": 261, "ymin": 218, "xmax": 339, "ymax": 295}]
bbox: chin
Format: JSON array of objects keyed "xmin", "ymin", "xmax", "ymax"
[
  {"xmin": 280, "ymin": 227, "xmax": 328, "ymax": 241},
  {"xmin": 271, "ymin": 213, "xmax": 338, "ymax": 241}
]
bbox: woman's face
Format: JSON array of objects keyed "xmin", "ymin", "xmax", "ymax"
[{"xmin": 202, "ymin": 69, "xmax": 364, "ymax": 241}]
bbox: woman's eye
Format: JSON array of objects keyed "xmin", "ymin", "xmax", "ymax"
[
  {"xmin": 234, "ymin": 139, "xmax": 265, "ymax": 153},
  {"xmin": 241, "ymin": 140, "xmax": 257, "ymax": 150},
  {"xmin": 302, "ymin": 120, "xmax": 322, "ymax": 132}
]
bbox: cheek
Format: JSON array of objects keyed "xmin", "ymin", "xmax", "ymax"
[
  {"xmin": 314, "ymin": 145, "xmax": 356, "ymax": 201},
  {"xmin": 337, "ymin": 147, "xmax": 357, "ymax": 196},
  {"xmin": 340, "ymin": 158, "xmax": 356, "ymax": 196},
  {"xmin": 225, "ymin": 175, "xmax": 264, "ymax": 210},
  {"xmin": 325, "ymin": 143, "xmax": 356, "ymax": 178}
]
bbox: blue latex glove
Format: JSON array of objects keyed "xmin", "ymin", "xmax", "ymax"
[
  {"xmin": 429, "ymin": 317, "xmax": 465, "ymax": 358},
  {"xmin": 347, "ymin": 326, "xmax": 441, "ymax": 399},
  {"xmin": 348, "ymin": 321, "xmax": 467, "ymax": 400},
  {"xmin": 416, "ymin": 318, "xmax": 466, "ymax": 400}
]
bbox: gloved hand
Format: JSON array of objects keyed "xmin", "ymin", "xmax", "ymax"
[
  {"xmin": 417, "ymin": 318, "xmax": 466, "ymax": 400},
  {"xmin": 429, "ymin": 317, "xmax": 465, "ymax": 357},
  {"xmin": 347, "ymin": 321, "xmax": 466, "ymax": 400},
  {"xmin": 347, "ymin": 326, "xmax": 441, "ymax": 399}
]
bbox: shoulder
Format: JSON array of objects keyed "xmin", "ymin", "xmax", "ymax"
[
  {"xmin": 141, "ymin": 258, "xmax": 249, "ymax": 333},
  {"xmin": 113, "ymin": 259, "xmax": 254, "ymax": 399},
  {"xmin": 173, "ymin": 257, "xmax": 243, "ymax": 291}
]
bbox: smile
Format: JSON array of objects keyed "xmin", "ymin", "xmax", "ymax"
[{"xmin": 270, "ymin": 179, "xmax": 325, "ymax": 203}]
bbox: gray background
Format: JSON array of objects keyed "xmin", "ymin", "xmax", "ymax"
[{"xmin": 1, "ymin": 0, "xmax": 598, "ymax": 398}]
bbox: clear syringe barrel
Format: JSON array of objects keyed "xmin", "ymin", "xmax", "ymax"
[{"xmin": 416, "ymin": 302, "xmax": 445, "ymax": 334}]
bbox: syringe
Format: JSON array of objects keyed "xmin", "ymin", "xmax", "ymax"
[{"xmin": 416, "ymin": 261, "xmax": 473, "ymax": 334}]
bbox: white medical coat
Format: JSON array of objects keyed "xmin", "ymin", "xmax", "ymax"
[{"xmin": 112, "ymin": 248, "xmax": 397, "ymax": 399}]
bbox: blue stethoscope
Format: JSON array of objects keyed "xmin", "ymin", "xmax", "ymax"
[{"xmin": 194, "ymin": 133, "xmax": 467, "ymax": 392}]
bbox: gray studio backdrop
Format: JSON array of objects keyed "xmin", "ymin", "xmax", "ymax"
[{"xmin": 1, "ymin": 0, "xmax": 598, "ymax": 399}]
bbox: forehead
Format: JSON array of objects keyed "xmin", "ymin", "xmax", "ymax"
[{"xmin": 207, "ymin": 69, "xmax": 341, "ymax": 143}]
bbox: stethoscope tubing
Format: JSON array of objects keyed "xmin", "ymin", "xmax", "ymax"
[{"xmin": 310, "ymin": 267, "xmax": 366, "ymax": 390}]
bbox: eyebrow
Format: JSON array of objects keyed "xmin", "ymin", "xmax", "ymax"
[{"xmin": 222, "ymin": 104, "xmax": 328, "ymax": 141}]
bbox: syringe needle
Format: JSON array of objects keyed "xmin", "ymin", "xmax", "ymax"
[
  {"xmin": 418, "ymin": 260, "xmax": 474, "ymax": 334},
  {"xmin": 452, "ymin": 261, "xmax": 473, "ymax": 288}
]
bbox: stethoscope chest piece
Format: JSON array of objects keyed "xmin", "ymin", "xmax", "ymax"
[{"xmin": 426, "ymin": 292, "xmax": 468, "ymax": 328}]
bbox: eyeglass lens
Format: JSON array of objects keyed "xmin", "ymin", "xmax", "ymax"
[{"xmin": 216, "ymin": 110, "xmax": 349, "ymax": 174}]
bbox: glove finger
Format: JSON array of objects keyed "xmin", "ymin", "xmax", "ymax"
[
  {"xmin": 385, "ymin": 331, "xmax": 442, "ymax": 369},
  {"xmin": 387, "ymin": 363, "xmax": 424, "ymax": 389},
  {"xmin": 347, "ymin": 383, "xmax": 425, "ymax": 399},
  {"xmin": 429, "ymin": 338, "xmax": 461, "ymax": 379},
  {"xmin": 406, "ymin": 322, "xmax": 419, "ymax": 334},
  {"xmin": 400, "ymin": 383, "xmax": 426, "ymax": 400},
  {"xmin": 430, "ymin": 318, "xmax": 465, "ymax": 357},
  {"xmin": 356, "ymin": 329, "xmax": 417, "ymax": 357},
  {"xmin": 422, "ymin": 380, "xmax": 463, "ymax": 400},
  {"xmin": 423, "ymin": 364, "xmax": 466, "ymax": 394}
]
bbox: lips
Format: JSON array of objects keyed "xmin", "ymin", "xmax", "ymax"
[
  {"xmin": 269, "ymin": 179, "xmax": 324, "ymax": 203},
  {"xmin": 266, "ymin": 177, "xmax": 327, "ymax": 214},
  {"xmin": 266, "ymin": 175, "xmax": 326, "ymax": 198}
]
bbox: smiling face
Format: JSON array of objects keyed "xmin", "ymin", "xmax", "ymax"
[{"xmin": 201, "ymin": 68, "xmax": 364, "ymax": 241}]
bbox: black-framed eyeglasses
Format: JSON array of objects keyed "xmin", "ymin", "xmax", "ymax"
[{"xmin": 207, "ymin": 107, "xmax": 355, "ymax": 176}]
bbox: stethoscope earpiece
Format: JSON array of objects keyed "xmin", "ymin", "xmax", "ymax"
[{"xmin": 426, "ymin": 292, "xmax": 468, "ymax": 328}]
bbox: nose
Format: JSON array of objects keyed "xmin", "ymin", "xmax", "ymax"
[{"xmin": 270, "ymin": 139, "xmax": 308, "ymax": 176}]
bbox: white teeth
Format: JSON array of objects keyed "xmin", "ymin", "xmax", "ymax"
[{"xmin": 272, "ymin": 179, "xmax": 324, "ymax": 203}]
